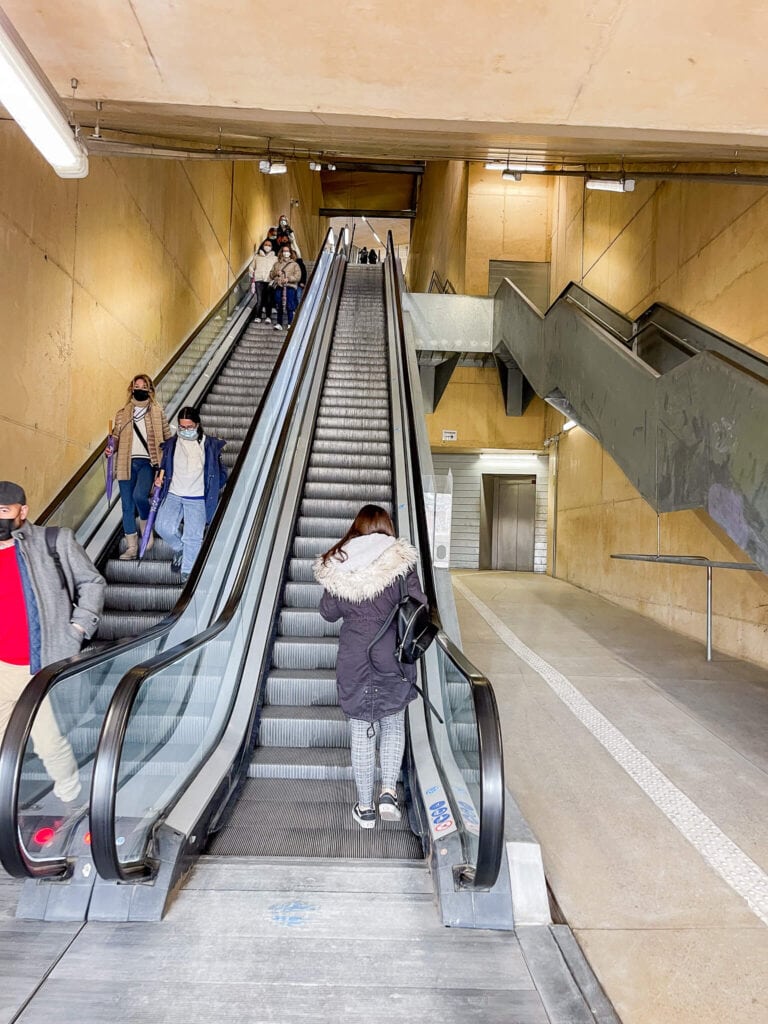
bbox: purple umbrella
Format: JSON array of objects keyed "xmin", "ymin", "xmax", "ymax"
[
  {"xmin": 105, "ymin": 423, "xmax": 117, "ymax": 502},
  {"xmin": 139, "ymin": 471, "xmax": 164, "ymax": 560}
]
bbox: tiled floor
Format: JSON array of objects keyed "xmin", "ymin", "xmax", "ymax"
[{"xmin": 453, "ymin": 570, "xmax": 768, "ymax": 1024}]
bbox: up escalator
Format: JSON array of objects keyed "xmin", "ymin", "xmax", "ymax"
[
  {"xmin": 208, "ymin": 264, "xmax": 422, "ymax": 859},
  {"xmin": 80, "ymin": 238, "xmax": 509, "ymax": 928}
]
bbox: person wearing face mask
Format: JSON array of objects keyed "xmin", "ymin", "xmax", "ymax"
[
  {"xmin": 154, "ymin": 407, "xmax": 228, "ymax": 583},
  {"xmin": 274, "ymin": 215, "xmax": 298, "ymax": 255},
  {"xmin": 0, "ymin": 481, "xmax": 105, "ymax": 803},
  {"xmin": 249, "ymin": 241, "xmax": 277, "ymax": 323},
  {"xmin": 106, "ymin": 373, "xmax": 171, "ymax": 561},
  {"xmin": 269, "ymin": 246, "xmax": 302, "ymax": 330},
  {"xmin": 259, "ymin": 226, "xmax": 280, "ymax": 253}
]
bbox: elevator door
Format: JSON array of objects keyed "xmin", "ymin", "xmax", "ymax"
[{"xmin": 492, "ymin": 478, "xmax": 536, "ymax": 571}]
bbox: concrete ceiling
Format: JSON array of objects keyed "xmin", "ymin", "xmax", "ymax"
[{"xmin": 4, "ymin": 0, "xmax": 768, "ymax": 166}]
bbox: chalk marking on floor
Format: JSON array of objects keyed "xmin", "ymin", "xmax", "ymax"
[{"xmin": 453, "ymin": 575, "xmax": 768, "ymax": 928}]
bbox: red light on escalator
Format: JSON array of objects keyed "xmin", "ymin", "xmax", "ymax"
[
  {"xmin": 83, "ymin": 832, "xmax": 91, "ymax": 845},
  {"xmin": 33, "ymin": 827, "xmax": 55, "ymax": 845}
]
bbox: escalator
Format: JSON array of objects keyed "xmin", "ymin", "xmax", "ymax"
[
  {"xmin": 0, "ymin": 237, "xmax": 343, "ymax": 914},
  {"xmin": 82, "ymin": 238, "xmax": 510, "ymax": 929},
  {"xmin": 98, "ymin": 316, "xmax": 285, "ymax": 640},
  {"xmin": 207, "ymin": 264, "xmax": 421, "ymax": 859}
]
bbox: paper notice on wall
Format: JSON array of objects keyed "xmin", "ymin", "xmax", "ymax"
[{"xmin": 423, "ymin": 472, "xmax": 452, "ymax": 568}]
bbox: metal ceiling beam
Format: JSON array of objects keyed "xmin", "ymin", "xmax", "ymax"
[
  {"xmin": 322, "ymin": 161, "xmax": 425, "ymax": 174},
  {"xmin": 319, "ymin": 207, "xmax": 416, "ymax": 219}
]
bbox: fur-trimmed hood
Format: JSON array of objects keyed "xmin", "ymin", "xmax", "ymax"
[{"xmin": 313, "ymin": 535, "xmax": 418, "ymax": 602}]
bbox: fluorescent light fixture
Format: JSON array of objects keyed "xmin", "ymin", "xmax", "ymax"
[
  {"xmin": 268, "ymin": 161, "xmax": 287, "ymax": 175},
  {"xmin": 562, "ymin": 419, "xmax": 578, "ymax": 431},
  {"xmin": 485, "ymin": 161, "xmax": 547, "ymax": 173},
  {"xmin": 0, "ymin": 8, "xmax": 88, "ymax": 177},
  {"xmin": 501, "ymin": 170, "xmax": 521, "ymax": 182},
  {"xmin": 586, "ymin": 178, "xmax": 635, "ymax": 193},
  {"xmin": 309, "ymin": 160, "xmax": 322, "ymax": 171}
]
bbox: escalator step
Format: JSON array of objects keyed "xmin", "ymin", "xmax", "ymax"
[
  {"xmin": 259, "ymin": 705, "xmax": 348, "ymax": 748},
  {"xmin": 278, "ymin": 608, "xmax": 340, "ymax": 638},
  {"xmin": 272, "ymin": 636, "xmax": 338, "ymax": 670},
  {"xmin": 265, "ymin": 669, "xmax": 338, "ymax": 706},
  {"xmin": 282, "ymin": 582, "xmax": 323, "ymax": 607},
  {"xmin": 104, "ymin": 583, "xmax": 182, "ymax": 612}
]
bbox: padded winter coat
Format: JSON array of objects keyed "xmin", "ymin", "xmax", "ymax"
[
  {"xmin": 314, "ymin": 534, "xmax": 428, "ymax": 722},
  {"xmin": 269, "ymin": 256, "xmax": 301, "ymax": 288}
]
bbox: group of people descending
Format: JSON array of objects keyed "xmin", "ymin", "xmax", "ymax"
[
  {"xmin": 249, "ymin": 215, "xmax": 307, "ymax": 330},
  {"xmin": 357, "ymin": 246, "xmax": 379, "ymax": 265},
  {"xmin": 107, "ymin": 374, "xmax": 227, "ymax": 582}
]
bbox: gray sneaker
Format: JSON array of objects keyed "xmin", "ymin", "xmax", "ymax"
[
  {"xmin": 378, "ymin": 791, "xmax": 401, "ymax": 821},
  {"xmin": 352, "ymin": 803, "xmax": 376, "ymax": 829}
]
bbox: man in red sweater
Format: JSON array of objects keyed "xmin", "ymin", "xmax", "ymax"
[{"xmin": 0, "ymin": 481, "xmax": 105, "ymax": 802}]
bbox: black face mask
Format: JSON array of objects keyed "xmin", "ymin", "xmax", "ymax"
[
  {"xmin": 133, "ymin": 389, "xmax": 150, "ymax": 402},
  {"xmin": 0, "ymin": 517, "xmax": 17, "ymax": 541}
]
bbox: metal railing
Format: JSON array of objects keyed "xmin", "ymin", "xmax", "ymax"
[{"xmin": 387, "ymin": 234, "xmax": 505, "ymax": 888}]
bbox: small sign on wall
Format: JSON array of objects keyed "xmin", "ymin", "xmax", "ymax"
[{"xmin": 442, "ymin": 429, "xmax": 457, "ymax": 442}]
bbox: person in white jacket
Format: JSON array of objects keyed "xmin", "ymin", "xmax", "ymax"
[{"xmin": 249, "ymin": 241, "xmax": 277, "ymax": 322}]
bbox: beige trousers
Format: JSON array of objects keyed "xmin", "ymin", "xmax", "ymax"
[{"xmin": 0, "ymin": 661, "xmax": 81, "ymax": 802}]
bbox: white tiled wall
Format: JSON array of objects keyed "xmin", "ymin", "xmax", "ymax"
[{"xmin": 431, "ymin": 451, "xmax": 549, "ymax": 571}]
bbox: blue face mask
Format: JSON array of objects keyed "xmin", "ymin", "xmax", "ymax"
[{"xmin": 178, "ymin": 427, "xmax": 198, "ymax": 440}]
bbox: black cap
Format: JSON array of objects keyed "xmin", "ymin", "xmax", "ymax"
[{"xmin": 0, "ymin": 481, "xmax": 26, "ymax": 505}]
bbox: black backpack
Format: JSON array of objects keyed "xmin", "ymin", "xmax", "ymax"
[{"xmin": 368, "ymin": 576, "xmax": 437, "ymax": 667}]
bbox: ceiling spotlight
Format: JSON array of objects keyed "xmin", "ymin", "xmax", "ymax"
[
  {"xmin": 258, "ymin": 159, "xmax": 271, "ymax": 173},
  {"xmin": 502, "ymin": 169, "xmax": 522, "ymax": 182},
  {"xmin": 268, "ymin": 160, "xmax": 287, "ymax": 175},
  {"xmin": 309, "ymin": 161, "xmax": 322, "ymax": 171},
  {"xmin": 326, "ymin": 162, "xmax": 337, "ymax": 171},
  {"xmin": 586, "ymin": 178, "xmax": 635, "ymax": 193}
]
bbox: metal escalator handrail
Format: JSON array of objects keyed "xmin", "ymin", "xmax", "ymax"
[
  {"xmin": 0, "ymin": 230, "xmax": 338, "ymax": 880},
  {"xmin": 36, "ymin": 258, "xmax": 254, "ymax": 526},
  {"xmin": 89, "ymin": 235, "xmax": 351, "ymax": 882},
  {"xmin": 386, "ymin": 232, "xmax": 506, "ymax": 889}
]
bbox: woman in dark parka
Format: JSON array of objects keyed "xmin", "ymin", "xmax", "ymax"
[{"xmin": 314, "ymin": 504, "xmax": 428, "ymax": 830}]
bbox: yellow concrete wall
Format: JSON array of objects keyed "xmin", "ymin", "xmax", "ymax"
[
  {"xmin": 549, "ymin": 167, "xmax": 768, "ymax": 665},
  {"xmin": 0, "ymin": 121, "xmax": 323, "ymax": 513},
  {"xmin": 465, "ymin": 165, "xmax": 552, "ymax": 296},
  {"xmin": 407, "ymin": 161, "xmax": 468, "ymax": 293},
  {"xmin": 425, "ymin": 368, "xmax": 547, "ymax": 451}
]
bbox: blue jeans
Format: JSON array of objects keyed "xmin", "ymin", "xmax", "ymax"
[
  {"xmin": 273, "ymin": 286, "xmax": 297, "ymax": 326},
  {"xmin": 155, "ymin": 493, "xmax": 207, "ymax": 574},
  {"xmin": 118, "ymin": 458, "xmax": 154, "ymax": 534}
]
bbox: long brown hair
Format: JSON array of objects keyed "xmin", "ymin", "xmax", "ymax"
[
  {"xmin": 127, "ymin": 372, "xmax": 156, "ymax": 403},
  {"xmin": 321, "ymin": 504, "xmax": 395, "ymax": 564}
]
